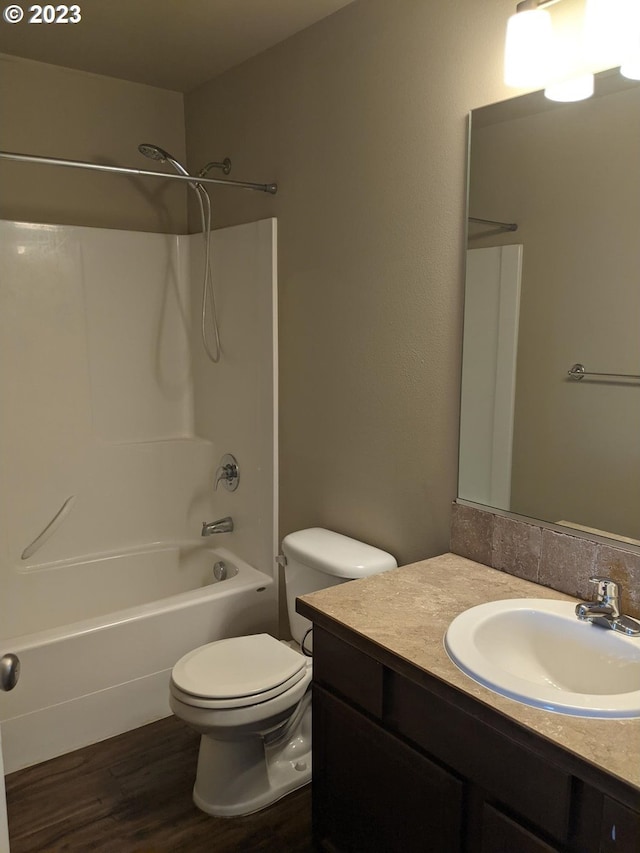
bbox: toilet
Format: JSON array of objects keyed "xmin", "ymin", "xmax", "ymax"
[{"xmin": 169, "ymin": 527, "xmax": 397, "ymax": 817}]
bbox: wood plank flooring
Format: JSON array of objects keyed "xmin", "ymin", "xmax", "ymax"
[{"xmin": 6, "ymin": 716, "xmax": 313, "ymax": 852}]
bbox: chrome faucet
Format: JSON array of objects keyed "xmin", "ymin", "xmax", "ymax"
[
  {"xmin": 575, "ymin": 577, "xmax": 640, "ymax": 636},
  {"xmin": 201, "ymin": 516, "xmax": 234, "ymax": 537}
]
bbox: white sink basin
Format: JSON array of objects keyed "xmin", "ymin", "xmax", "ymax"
[{"xmin": 444, "ymin": 599, "xmax": 640, "ymax": 718}]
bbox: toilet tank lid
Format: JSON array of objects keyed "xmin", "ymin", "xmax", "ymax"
[{"xmin": 282, "ymin": 528, "xmax": 397, "ymax": 578}]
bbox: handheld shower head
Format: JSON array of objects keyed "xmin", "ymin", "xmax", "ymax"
[
  {"xmin": 138, "ymin": 143, "xmax": 191, "ymax": 179},
  {"xmin": 138, "ymin": 143, "xmax": 168, "ymax": 162}
]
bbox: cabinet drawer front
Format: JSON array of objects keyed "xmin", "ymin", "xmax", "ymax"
[
  {"xmin": 386, "ymin": 673, "xmax": 571, "ymax": 844},
  {"xmin": 313, "ymin": 626, "xmax": 383, "ymax": 717},
  {"xmin": 601, "ymin": 796, "xmax": 640, "ymax": 853},
  {"xmin": 313, "ymin": 686, "xmax": 464, "ymax": 853},
  {"xmin": 481, "ymin": 803, "xmax": 560, "ymax": 853}
]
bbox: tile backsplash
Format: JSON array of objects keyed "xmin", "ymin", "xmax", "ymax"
[{"xmin": 450, "ymin": 502, "xmax": 640, "ymax": 619}]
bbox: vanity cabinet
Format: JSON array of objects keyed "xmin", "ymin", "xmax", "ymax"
[{"xmin": 308, "ymin": 623, "xmax": 640, "ymax": 853}]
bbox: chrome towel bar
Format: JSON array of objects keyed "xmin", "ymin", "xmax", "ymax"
[{"xmin": 568, "ymin": 363, "xmax": 640, "ymax": 382}]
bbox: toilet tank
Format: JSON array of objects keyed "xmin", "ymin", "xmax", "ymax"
[{"xmin": 281, "ymin": 528, "xmax": 397, "ymax": 648}]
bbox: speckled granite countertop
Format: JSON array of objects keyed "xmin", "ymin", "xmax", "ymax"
[{"xmin": 297, "ymin": 552, "xmax": 640, "ymax": 792}]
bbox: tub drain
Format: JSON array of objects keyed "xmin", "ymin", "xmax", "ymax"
[{"xmin": 213, "ymin": 561, "xmax": 227, "ymax": 581}]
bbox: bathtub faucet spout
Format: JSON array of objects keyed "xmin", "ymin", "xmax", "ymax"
[{"xmin": 201, "ymin": 517, "xmax": 234, "ymax": 536}]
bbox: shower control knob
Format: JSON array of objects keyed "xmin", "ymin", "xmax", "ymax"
[
  {"xmin": 0, "ymin": 653, "xmax": 20, "ymax": 691},
  {"xmin": 214, "ymin": 453, "xmax": 240, "ymax": 492}
]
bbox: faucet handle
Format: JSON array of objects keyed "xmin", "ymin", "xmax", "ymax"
[
  {"xmin": 214, "ymin": 453, "xmax": 239, "ymax": 492},
  {"xmin": 589, "ymin": 576, "xmax": 619, "ymax": 604}
]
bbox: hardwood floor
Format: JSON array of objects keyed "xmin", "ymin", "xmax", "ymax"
[{"xmin": 6, "ymin": 716, "xmax": 313, "ymax": 852}]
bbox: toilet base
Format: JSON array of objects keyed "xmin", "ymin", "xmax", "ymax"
[{"xmin": 191, "ymin": 709, "xmax": 312, "ymax": 817}]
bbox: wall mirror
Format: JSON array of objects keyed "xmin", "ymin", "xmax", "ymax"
[{"xmin": 459, "ymin": 68, "xmax": 640, "ymax": 545}]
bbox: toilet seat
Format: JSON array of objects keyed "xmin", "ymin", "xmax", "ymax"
[
  {"xmin": 171, "ymin": 666, "xmax": 309, "ymax": 710},
  {"xmin": 171, "ymin": 633, "xmax": 308, "ymax": 710}
]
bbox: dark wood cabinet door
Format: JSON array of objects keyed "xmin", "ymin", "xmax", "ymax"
[
  {"xmin": 313, "ymin": 685, "xmax": 464, "ymax": 853},
  {"xmin": 480, "ymin": 803, "xmax": 560, "ymax": 853},
  {"xmin": 600, "ymin": 797, "xmax": 640, "ymax": 853}
]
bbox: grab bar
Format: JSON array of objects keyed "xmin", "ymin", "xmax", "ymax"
[
  {"xmin": 568, "ymin": 363, "xmax": 640, "ymax": 382},
  {"xmin": 21, "ymin": 495, "xmax": 76, "ymax": 560}
]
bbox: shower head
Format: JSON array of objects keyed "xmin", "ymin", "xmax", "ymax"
[
  {"xmin": 138, "ymin": 143, "xmax": 192, "ymax": 180},
  {"xmin": 138, "ymin": 143, "xmax": 167, "ymax": 162}
]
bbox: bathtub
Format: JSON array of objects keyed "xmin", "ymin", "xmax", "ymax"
[{"xmin": 0, "ymin": 544, "xmax": 277, "ymax": 773}]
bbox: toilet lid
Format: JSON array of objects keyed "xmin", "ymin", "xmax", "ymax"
[
  {"xmin": 170, "ymin": 665, "xmax": 311, "ymax": 710},
  {"xmin": 171, "ymin": 634, "xmax": 307, "ymax": 699}
]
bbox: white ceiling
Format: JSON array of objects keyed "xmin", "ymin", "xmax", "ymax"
[{"xmin": 0, "ymin": 0, "xmax": 356, "ymax": 92}]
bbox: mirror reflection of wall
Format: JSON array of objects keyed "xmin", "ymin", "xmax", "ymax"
[{"xmin": 462, "ymin": 69, "xmax": 640, "ymax": 544}]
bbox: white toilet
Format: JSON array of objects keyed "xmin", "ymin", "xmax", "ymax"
[{"xmin": 169, "ymin": 527, "xmax": 397, "ymax": 817}]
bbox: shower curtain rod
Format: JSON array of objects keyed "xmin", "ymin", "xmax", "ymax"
[
  {"xmin": 0, "ymin": 149, "xmax": 278, "ymax": 194},
  {"xmin": 468, "ymin": 216, "xmax": 518, "ymax": 232}
]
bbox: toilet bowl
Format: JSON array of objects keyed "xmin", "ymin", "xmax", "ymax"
[
  {"xmin": 169, "ymin": 528, "xmax": 396, "ymax": 817},
  {"xmin": 170, "ymin": 633, "xmax": 312, "ymax": 816}
]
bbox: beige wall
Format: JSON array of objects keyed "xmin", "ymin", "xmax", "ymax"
[
  {"xmin": 184, "ymin": 0, "xmax": 516, "ymax": 564},
  {"xmin": 470, "ymin": 85, "xmax": 640, "ymax": 540},
  {"xmin": 0, "ymin": 54, "xmax": 187, "ymax": 233}
]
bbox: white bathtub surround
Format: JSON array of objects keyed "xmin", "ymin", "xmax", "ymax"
[
  {"xmin": 190, "ymin": 218, "xmax": 279, "ymax": 580},
  {"xmin": 0, "ymin": 217, "xmax": 278, "ymax": 771},
  {"xmin": 0, "ymin": 217, "xmax": 277, "ymax": 573}
]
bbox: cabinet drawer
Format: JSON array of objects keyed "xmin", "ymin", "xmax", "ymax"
[
  {"xmin": 312, "ymin": 626, "xmax": 383, "ymax": 718},
  {"xmin": 386, "ymin": 672, "xmax": 571, "ymax": 844},
  {"xmin": 601, "ymin": 796, "xmax": 640, "ymax": 853},
  {"xmin": 481, "ymin": 803, "xmax": 560, "ymax": 853}
]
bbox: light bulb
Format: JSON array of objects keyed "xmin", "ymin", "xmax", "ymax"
[
  {"xmin": 621, "ymin": 53, "xmax": 640, "ymax": 80},
  {"xmin": 504, "ymin": 8, "xmax": 554, "ymax": 88},
  {"xmin": 620, "ymin": 25, "xmax": 640, "ymax": 80},
  {"xmin": 584, "ymin": 0, "xmax": 636, "ymax": 69},
  {"xmin": 545, "ymin": 73, "xmax": 595, "ymax": 102}
]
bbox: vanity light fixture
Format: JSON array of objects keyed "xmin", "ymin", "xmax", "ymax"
[
  {"xmin": 504, "ymin": 0, "xmax": 640, "ymax": 99},
  {"xmin": 504, "ymin": 0, "xmax": 554, "ymax": 88}
]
